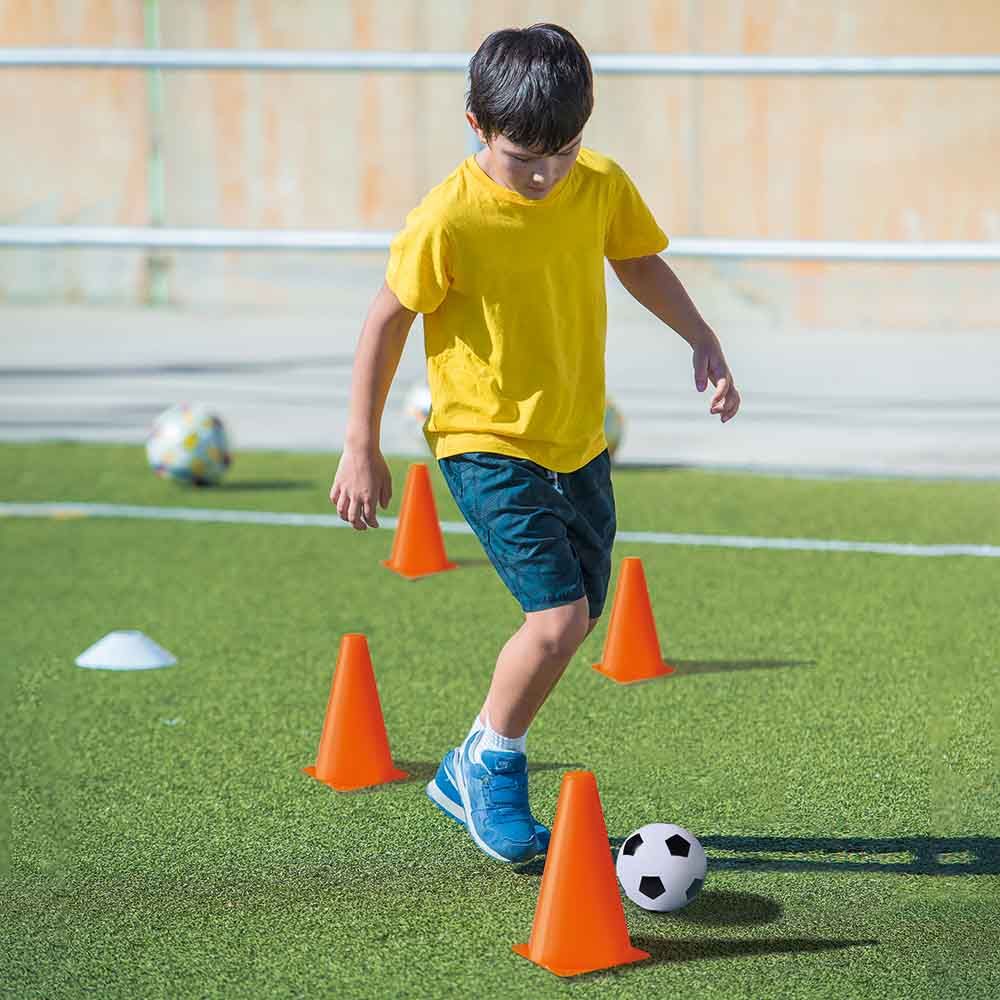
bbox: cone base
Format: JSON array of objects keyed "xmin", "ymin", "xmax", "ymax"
[
  {"xmin": 591, "ymin": 661, "xmax": 675, "ymax": 684},
  {"xmin": 303, "ymin": 764, "xmax": 409, "ymax": 792},
  {"xmin": 381, "ymin": 559, "xmax": 458, "ymax": 580},
  {"xmin": 512, "ymin": 942, "xmax": 651, "ymax": 978}
]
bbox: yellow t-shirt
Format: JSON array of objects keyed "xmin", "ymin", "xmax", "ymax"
[{"xmin": 385, "ymin": 146, "xmax": 668, "ymax": 473}]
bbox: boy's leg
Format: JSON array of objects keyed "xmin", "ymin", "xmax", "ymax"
[
  {"xmin": 430, "ymin": 450, "xmax": 611, "ymax": 860},
  {"xmin": 482, "ymin": 596, "xmax": 590, "ymax": 737},
  {"xmin": 437, "ymin": 597, "xmax": 592, "ymax": 863},
  {"xmin": 475, "ymin": 614, "xmax": 600, "ymax": 727}
]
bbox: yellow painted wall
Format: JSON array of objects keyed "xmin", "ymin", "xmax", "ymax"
[{"xmin": 1, "ymin": 0, "xmax": 998, "ymax": 329}]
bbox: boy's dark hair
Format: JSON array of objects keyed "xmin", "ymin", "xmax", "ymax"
[{"xmin": 466, "ymin": 23, "xmax": 594, "ymax": 156}]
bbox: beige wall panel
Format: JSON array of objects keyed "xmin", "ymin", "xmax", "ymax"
[
  {"xmin": 699, "ymin": 0, "xmax": 1000, "ymax": 54},
  {"xmin": 692, "ymin": 0, "xmax": 1000, "ymax": 328},
  {"xmin": 0, "ymin": 0, "xmax": 147, "ymax": 298},
  {"xmin": 1, "ymin": 0, "xmax": 997, "ymax": 329}
]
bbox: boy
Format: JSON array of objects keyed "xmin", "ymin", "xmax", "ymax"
[{"xmin": 329, "ymin": 23, "xmax": 741, "ymax": 863}]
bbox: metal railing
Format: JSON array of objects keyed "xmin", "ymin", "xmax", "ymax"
[
  {"xmin": 2, "ymin": 48, "xmax": 998, "ymax": 265},
  {"xmin": 4, "ymin": 226, "xmax": 998, "ymax": 262},
  {"xmin": 4, "ymin": 49, "xmax": 1000, "ymax": 74}
]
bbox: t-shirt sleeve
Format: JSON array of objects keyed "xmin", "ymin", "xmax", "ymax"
[
  {"xmin": 385, "ymin": 204, "xmax": 453, "ymax": 314},
  {"xmin": 604, "ymin": 161, "xmax": 669, "ymax": 260}
]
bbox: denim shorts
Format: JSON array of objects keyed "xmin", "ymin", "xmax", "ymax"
[{"xmin": 438, "ymin": 448, "xmax": 616, "ymax": 619}]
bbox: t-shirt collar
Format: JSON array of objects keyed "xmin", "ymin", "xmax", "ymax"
[{"xmin": 466, "ymin": 152, "xmax": 577, "ymax": 207}]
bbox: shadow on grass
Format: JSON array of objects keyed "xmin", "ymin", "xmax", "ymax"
[
  {"xmin": 694, "ymin": 833, "xmax": 1000, "ymax": 876},
  {"xmin": 442, "ymin": 557, "xmax": 494, "ymax": 569},
  {"xmin": 523, "ymin": 887, "xmax": 783, "ymax": 928},
  {"xmin": 612, "ymin": 461, "xmax": 694, "ymax": 472},
  {"xmin": 511, "ymin": 833, "xmax": 1000, "ymax": 878},
  {"xmin": 217, "ymin": 480, "xmax": 316, "ymax": 491},
  {"xmin": 668, "ymin": 889, "xmax": 781, "ymax": 926},
  {"xmin": 594, "ymin": 658, "xmax": 815, "ymax": 685},
  {"xmin": 669, "ymin": 658, "xmax": 815, "ymax": 676},
  {"xmin": 575, "ymin": 935, "xmax": 880, "ymax": 978}
]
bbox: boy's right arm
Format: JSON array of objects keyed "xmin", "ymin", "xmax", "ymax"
[{"xmin": 330, "ymin": 281, "xmax": 419, "ymax": 531}]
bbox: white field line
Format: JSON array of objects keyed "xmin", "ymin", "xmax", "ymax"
[{"xmin": 1, "ymin": 501, "xmax": 997, "ymax": 559}]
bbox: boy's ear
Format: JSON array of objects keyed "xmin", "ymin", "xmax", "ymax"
[{"xmin": 465, "ymin": 112, "xmax": 485, "ymax": 145}]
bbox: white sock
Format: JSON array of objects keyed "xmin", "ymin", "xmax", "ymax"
[
  {"xmin": 466, "ymin": 713, "xmax": 486, "ymax": 741},
  {"xmin": 472, "ymin": 715, "xmax": 527, "ymax": 762}
]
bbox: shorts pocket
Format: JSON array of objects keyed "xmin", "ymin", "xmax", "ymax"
[{"xmin": 439, "ymin": 456, "xmax": 466, "ymax": 502}]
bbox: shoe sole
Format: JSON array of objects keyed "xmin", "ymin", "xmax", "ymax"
[{"xmin": 425, "ymin": 778, "xmax": 465, "ymax": 825}]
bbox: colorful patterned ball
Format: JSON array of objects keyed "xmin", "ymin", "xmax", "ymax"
[
  {"xmin": 146, "ymin": 403, "xmax": 232, "ymax": 486},
  {"xmin": 402, "ymin": 381, "xmax": 433, "ymax": 448},
  {"xmin": 604, "ymin": 397, "xmax": 625, "ymax": 460}
]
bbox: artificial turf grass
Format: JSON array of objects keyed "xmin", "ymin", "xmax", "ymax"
[
  {"xmin": 1, "ymin": 548, "xmax": 1000, "ymax": 995},
  {"xmin": 2, "ymin": 443, "xmax": 998, "ymax": 998},
  {"xmin": 1, "ymin": 439, "xmax": 999, "ymax": 547}
]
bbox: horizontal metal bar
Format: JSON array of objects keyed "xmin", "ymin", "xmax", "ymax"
[
  {"xmin": 2, "ymin": 226, "xmax": 998, "ymax": 261},
  {"xmin": 2, "ymin": 49, "xmax": 1000, "ymax": 75},
  {"xmin": 0, "ymin": 226, "xmax": 393, "ymax": 251}
]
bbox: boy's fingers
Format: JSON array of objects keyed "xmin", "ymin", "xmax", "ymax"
[
  {"xmin": 710, "ymin": 375, "xmax": 729, "ymax": 409},
  {"xmin": 349, "ymin": 495, "xmax": 368, "ymax": 530},
  {"xmin": 721, "ymin": 390, "xmax": 742, "ymax": 422}
]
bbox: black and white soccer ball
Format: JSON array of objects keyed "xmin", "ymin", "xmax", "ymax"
[{"xmin": 616, "ymin": 823, "xmax": 707, "ymax": 912}]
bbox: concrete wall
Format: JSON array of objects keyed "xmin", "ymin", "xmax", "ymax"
[{"xmin": 1, "ymin": 0, "xmax": 998, "ymax": 330}]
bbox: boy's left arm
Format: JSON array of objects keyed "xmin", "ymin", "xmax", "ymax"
[{"xmin": 609, "ymin": 254, "xmax": 741, "ymax": 423}]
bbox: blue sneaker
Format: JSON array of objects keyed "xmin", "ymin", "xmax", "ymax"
[
  {"xmin": 443, "ymin": 730, "xmax": 543, "ymax": 862},
  {"xmin": 425, "ymin": 748, "xmax": 551, "ymax": 853}
]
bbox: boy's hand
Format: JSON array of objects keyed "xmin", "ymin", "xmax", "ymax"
[
  {"xmin": 692, "ymin": 332, "xmax": 741, "ymax": 423},
  {"xmin": 330, "ymin": 445, "xmax": 392, "ymax": 530}
]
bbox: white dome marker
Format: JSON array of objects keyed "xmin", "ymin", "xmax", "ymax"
[{"xmin": 75, "ymin": 630, "xmax": 177, "ymax": 671}]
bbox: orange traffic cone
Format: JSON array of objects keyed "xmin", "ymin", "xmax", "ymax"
[
  {"xmin": 513, "ymin": 771, "xmax": 650, "ymax": 977},
  {"xmin": 303, "ymin": 633, "xmax": 409, "ymax": 791},
  {"xmin": 593, "ymin": 557, "xmax": 674, "ymax": 683},
  {"xmin": 382, "ymin": 463, "xmax": 458, "ymax": 580}
]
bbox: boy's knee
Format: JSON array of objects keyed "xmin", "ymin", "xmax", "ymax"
[{"xmin": 526, "ymin": 597, "xmax": 590, "ymax": 658}]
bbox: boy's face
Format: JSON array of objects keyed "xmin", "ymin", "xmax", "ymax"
[{"xmin": 466, "ymin": 112, "xmax": 583, "ymax": 201}]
